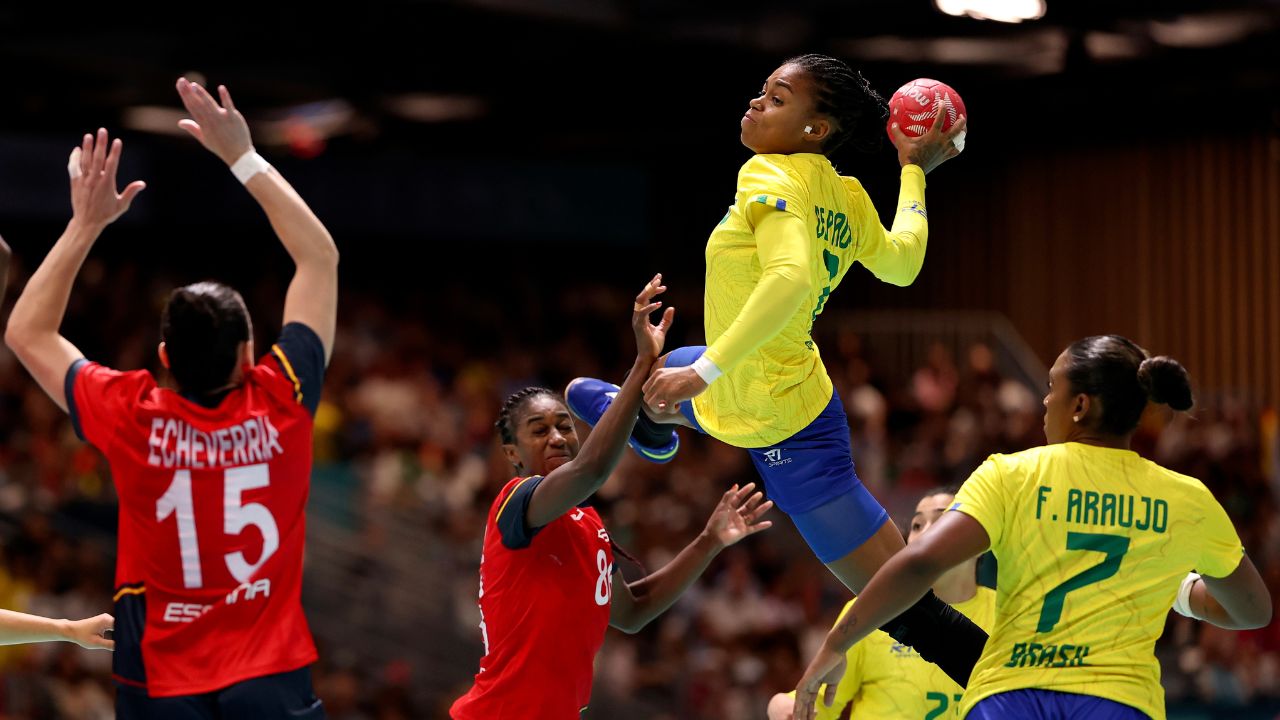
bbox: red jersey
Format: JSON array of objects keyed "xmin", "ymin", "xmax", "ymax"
[
  {"xmin": 451, "ymin": 476, "xmax": 616, "ymax": 719},
  {"xmin": 68, "ymin": 323, "xmax": 325, "ymax": 697}
]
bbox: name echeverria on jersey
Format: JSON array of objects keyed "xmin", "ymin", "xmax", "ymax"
[{"xmin": 147, "ymin": 416, "xmax": 284, "ymax": 469}]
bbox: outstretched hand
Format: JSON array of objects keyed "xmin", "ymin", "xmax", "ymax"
[
  {"xmin": 633, "ymin": 273, "xmax": 676, "ymax": 362},
  {"xmin": 703, "ymin": 482, "xmax": 774, "ymax": 548},
  {"xmin": 176, "ymin": 78, "xmax": 254, "ymax": 165},
  {"xmin": 67, "ymin": 129, "xmax": 146, "ymax": 227}
]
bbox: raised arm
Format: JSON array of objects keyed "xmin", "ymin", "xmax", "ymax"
[
  {"xmin": 175, "ymin": 78, "xmax": 339, "ymax": 363},
  {"xmin": 610, "ymin": 483, "xmax": 772, "ymax": 633},
  {"xmin": 523, "ymin": 275, "xmax": 675, "ymax": 527},
  {"xmin": 5, "ymin": 130, "xmax": 146, "ymax": 411},
  {"xmin": 856, "ymin": 96, "xmax": 967, "ymax": 288}
]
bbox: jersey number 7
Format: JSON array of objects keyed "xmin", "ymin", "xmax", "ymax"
[{"xmin": 1037, "ymin": 532, "xmax": 1130, "ymax": 633}]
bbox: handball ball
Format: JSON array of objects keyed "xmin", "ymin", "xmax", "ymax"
[{"xmin": 887, "ymin": 79, "xmax": 966, "ymax": 149}]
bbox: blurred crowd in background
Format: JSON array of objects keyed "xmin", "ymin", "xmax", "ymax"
[{"xmin": 0, "ymin": 257, "xmax": 1274, "ymax": 719}]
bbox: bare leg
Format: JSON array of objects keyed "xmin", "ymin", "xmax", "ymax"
[{"xmin": 823, "ymin": 518, "xmax": 906, "ymax": 594}]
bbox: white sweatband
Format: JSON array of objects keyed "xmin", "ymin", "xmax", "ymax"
[
  {"xmin": 1172, "ymin": 572, "xmax": 1201, "ymax": 618},
  {"xmin": 230, "ymin": 150, "xmax": 271, "ymax": 185},
  {"xmin": 690, "ymin": 355, "xmax": 723, "ymax": 384}
]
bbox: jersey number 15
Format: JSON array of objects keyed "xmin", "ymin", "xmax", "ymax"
[{"xmin": 156, "ymin": 463, "xmax": 281, "ymax": 589}]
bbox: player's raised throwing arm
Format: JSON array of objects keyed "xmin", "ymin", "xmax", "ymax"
[
  {"xmin": 176, "ymin": 78, "xmax": 339, "ymax": 363},
  {"xmin": 856, "ymin": 97, "xmax": 967, "ymax": 289},
  {"xmin": 6, "ymin": 130, "xmax": 146, "ymax": 411}
]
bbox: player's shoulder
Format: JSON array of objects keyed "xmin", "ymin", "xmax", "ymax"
[
  {"xmin": 837, "ymin": 172, "xmax": 868, "ymax": 200},
  {"xmin": 987, "ymin": 445, "xmax": 1061, "ymax": 474},
  {"xmin": 247, "ymin": 353, "xmax": 309, "ymax": 405},
  {"xmin": 488, "ymin": 476, "xmax": 540, "ymax": 517},
  {"xmin": 737, "ymin": 153, "xmax": 812, "ymax": 189},
  {"xmin": 1140, "ymin": 458, "xmax": 1214, "ymax": 502},
  {"xmin": 78, "ymin": 361, "xmax": 156, "ymax": 385},
  {"xmin": 76, "ymin": 361, "xmax": 159, "ymax": 398}
]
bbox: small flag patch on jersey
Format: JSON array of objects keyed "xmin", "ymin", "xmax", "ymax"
[
  {"xmin": 901, "ymin": 200, "xmax": 927, "ymax": 218},
  {"xmin": 949, "ymin": 502, "xmax": 963, "ymax": 511},
  {"xmin": 753, "ymin": 195, "xmax": 787, "ymax": 211}
]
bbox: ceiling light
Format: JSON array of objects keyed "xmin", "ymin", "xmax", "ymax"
[{"xmin": 936, "ymin": 0, "xmax": 1046, "ymax": 23}]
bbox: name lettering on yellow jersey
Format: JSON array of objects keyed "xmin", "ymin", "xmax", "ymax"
[
  {"xmin": 813, "ymin": 205, "xmax": 851, "ymax": 248},
  {"xmin": 1033, "ymin": 485, "xmax": 1168, "ymax": 534},
  {"xmin": 1005, "ymin": 642, "xmax": 1090, "ymax": 669}
]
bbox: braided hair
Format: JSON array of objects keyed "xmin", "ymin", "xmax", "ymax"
[
  {"xmin": 495, "ymin": 386, "xmax": 560, "ymax": 446},
  {"xmin": 493, "ymin": 385, "xmax": 646, "ymax": 573},
  {"xmin": 785, "ymin": 53, "xmax": 888, "ymax": 154}
]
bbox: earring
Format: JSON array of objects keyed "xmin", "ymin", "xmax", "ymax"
[
  {"xmin": 1073, "ymin": 416, "xmax": 1080, "ymax": 423},
  {"xmin": 804, "ymin": 125, "xmax": 813, "ymax": 134}
]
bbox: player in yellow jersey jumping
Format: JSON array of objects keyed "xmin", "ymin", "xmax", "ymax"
[
  {"xmin": 793, "ymin": 335, "xmax": 1272, "ymax": 720},
  {"xmin": 767, "ymin": 487, "xmax": 996, "ymax": 720},
  {"xmin": 566, "ymin": 53, "xmax": 986, "ymax": 687}
]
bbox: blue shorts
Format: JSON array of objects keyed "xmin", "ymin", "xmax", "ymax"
[
  {"xmin": 969, "ymin": 689, "xmax": 1150, "ymax": 720},
  {"xmin": 665, "ymin": 345, "xmax": 889, "ymax": 563},
  {"xmin": 115, "ymin": 666, "xmax": 325, "ymax": 720}
]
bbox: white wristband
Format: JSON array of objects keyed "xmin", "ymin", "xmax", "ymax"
[
  {"xmin": 690, "ymin": 355, "xmax": 723, "ymax": 384},
  {"xmin": 230, "ymin": 150, "xmax": 271, "ymax": 185},
  {"xmin": 1172, "ymin": 572, "xmax": 1201, "ymax": 618}
]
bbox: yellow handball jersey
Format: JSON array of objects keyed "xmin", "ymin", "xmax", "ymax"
[
  {"xmin": 951, "ymin": 443, "xmax": 1244, "ymax": 719},
  {"xmin": 692, "ymin": 154, "xmax": 929, "ymax": 448},
  {"xmin": 791, "ymin": 587, "xmax": 996, "ymax": 719}
]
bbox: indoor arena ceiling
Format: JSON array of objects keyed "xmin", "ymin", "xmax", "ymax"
[{"xmin": 1, "ymin": 1, "xmax": 1277, "ymax": 151}]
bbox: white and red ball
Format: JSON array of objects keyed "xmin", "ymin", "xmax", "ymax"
[{"xmin": 887, "ymin": 78, "xmax": 966, "ymax": 141}]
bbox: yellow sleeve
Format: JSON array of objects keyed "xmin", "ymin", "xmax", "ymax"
[
  {"xmin": 952, "ymin": 455, "xmax": 1006, "ymax": 548},
  {"xmin": 1196, "ymin": 489, "xmax": 1245, "ymax": 578},
  {"xmin": 702, "ymin": 205, "xmax": 811, "ymax": 373},
  {"xmin": 854, "ymin": 165, "xmax": 928, "ymax": 287}
]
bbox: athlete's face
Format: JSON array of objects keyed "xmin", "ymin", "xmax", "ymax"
[
  {"xmin": 740, "ymin": 64, "xmax": 829, "ymax": 154},
  {"xmin": 908, "ymin": 493, "xmax": 955, "ymax": 545},
  {"xmin": 506, "ymin": 396, "xmax": 580, "ymax": 476},
  {"xmin": 1043, "ymin": 351, "xmax": 1087, "ymax": 444}
]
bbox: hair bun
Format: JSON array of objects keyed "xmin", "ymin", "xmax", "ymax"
[{"xmin": 1137, "ymin": 356, "xmax": 1193, "ymax": 411}]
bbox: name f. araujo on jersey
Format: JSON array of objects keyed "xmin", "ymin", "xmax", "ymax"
[{"xmin": 791, "ymin": 335, "xmax": 1272, "ymax": 720}]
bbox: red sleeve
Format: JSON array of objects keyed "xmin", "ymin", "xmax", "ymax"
[{"xmin": 67, "ymin": 360, "xmax": 153, "ymax": 450}]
